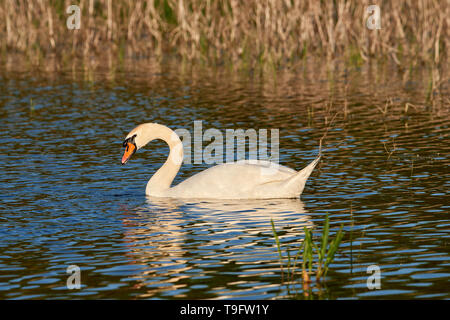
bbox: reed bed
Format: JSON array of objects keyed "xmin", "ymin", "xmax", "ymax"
[{"xmin": 0, "ymin": 0, "xmax": 448, "ymax": 70}]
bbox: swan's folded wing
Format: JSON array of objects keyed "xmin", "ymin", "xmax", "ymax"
[
  {"xmin": 170, "ymin": 161, "xmax": 296, "ymax": 198},
  {"xmin": 280, "ymin": 155, "xmax": 321, "ymax": 197},
  {"xmin": 168, "ymin": 157, "xmax": 320, "ymax": 199}
]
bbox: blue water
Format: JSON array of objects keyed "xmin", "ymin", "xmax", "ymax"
[{"xmin": 0, "ymin": 62, "xmax": 449, "ymax": 299}]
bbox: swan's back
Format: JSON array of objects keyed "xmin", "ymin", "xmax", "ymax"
[{"xmin": 165, "ymin": 158, "xmax": 319, "ymax": 199}]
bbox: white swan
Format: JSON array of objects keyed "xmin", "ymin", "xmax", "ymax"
[{"xmin": 121, "ymin": 123, "xmax": 320, "ymax": 199}]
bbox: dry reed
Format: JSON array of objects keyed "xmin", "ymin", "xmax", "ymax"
[{"xmin": 0, "ymin": 0, "xmax": 448, "ymax": 70}]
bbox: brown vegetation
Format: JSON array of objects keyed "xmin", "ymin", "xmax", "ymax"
[{"xmin": 0, "ymin": 0, "xmax": 448, "ymax": 70}]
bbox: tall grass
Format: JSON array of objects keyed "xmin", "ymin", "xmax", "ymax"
[
  {"xmin": 0, "ymin": 0, "xmax": 448, "ymax": 70},
  {"xmin": 271, "ymin": 214, "xmax": 345, "ymax": 297}
]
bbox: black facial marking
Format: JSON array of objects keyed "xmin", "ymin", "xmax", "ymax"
[{"xmin": 122, "ymin": 134, "xmax": 137, "ymax": 147}]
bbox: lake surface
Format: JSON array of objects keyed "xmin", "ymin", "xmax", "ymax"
[{"xmin": 0, "ymin": 59, "xmax": 449, "ymax": 299}]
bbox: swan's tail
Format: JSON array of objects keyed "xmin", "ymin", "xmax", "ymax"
[{"xmin": 283, "ymin": 153, "xmax": 321, "ymax": 197}]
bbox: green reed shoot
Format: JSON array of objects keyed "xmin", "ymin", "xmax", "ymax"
[
  {"xmin": 271, "ymin": 219, "xmax": 284, "ymax": 277},
  {"xmin": 271, "ymin": 214, "xmax": 344, "ymax": 285}
]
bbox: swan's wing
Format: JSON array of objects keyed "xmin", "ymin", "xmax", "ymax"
[
  {"xmin": 279, "ymin": 155, "xmax": 321, "ymax": 196},
  {"xmin": 169, "ymin": 160, "xmax": 296, "ymax": 198},
  {"xmin": 204, "ymin": 160, "xmax": 296, "ymax": 183},
  {"xmin": 168, "ymin": 156, "xmax": 320, "ymax": 199},
  {"xmin": 234, "ymin": 159, "xmax": 297, "ymax": 174}
]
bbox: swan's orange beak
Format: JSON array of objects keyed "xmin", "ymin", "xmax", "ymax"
[{"xmin": 121, "ymin": 142, "xmax": 136, "ymax": 165}]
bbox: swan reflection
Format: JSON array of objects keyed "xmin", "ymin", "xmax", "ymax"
[{"xmin": 119, "ymin": 198, "xmax": 312, "ymax": 298}]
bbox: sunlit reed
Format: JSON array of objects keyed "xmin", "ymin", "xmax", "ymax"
[{"xmin": 0, "ymin": 0, "xmax": 447, "ymax": 70}]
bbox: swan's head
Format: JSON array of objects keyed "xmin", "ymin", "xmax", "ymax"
[
  {"xmin": 121, "ymin": 133, "xmax": 137, "ymax": 165},
  {"xmin": 121, "ymin": 123, "xmax": 182, "ymax": 165},
  {"xmin": 121, "ymin": 124, "xmax": 149, "ymax": 164}
]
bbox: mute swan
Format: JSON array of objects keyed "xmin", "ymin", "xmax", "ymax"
[{"xmin": 121, "ymin": 123, "xmax": 320, "ymax": 199}]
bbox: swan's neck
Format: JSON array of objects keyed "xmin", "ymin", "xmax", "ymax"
[{"xmin": 142, "ymin": 124, "xmax": 183, "ymax": 195}]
